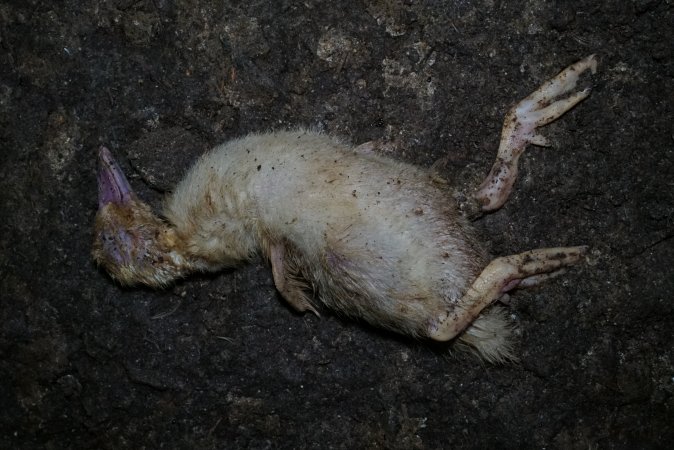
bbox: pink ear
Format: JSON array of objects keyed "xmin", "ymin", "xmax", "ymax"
[{"xmin": 97, "ymin": 146, "xmax": 135, "ymax": 207}]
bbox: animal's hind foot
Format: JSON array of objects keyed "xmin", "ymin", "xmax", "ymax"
[
  {"xmin": 427, "ymin": 246, "xmax": 588, "ymax": 342},
  {"xmin": 475, "ymin": 55, "xmax": 598, "ymax": 211}
]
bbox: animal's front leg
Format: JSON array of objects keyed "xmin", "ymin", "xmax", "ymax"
[
  {"xmin": 427, "ymin": 246, "xmax": 587, "ymax": 341},
  {"xmin": 268, "ymin": 243, "xmax": 319, "ymax": 315},
  {"xmin": 475, "ymin": 55, "xmax": 598, "ymax": 211}
]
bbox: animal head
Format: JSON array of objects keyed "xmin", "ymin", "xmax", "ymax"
[{"xmin": 92, "ymin": 147, "xmax": 187, "ymax": 288}]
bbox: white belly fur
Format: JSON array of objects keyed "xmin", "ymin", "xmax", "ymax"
[{"xmin": 164, "ymin": 129, "xmax": 486, "ymax": 336}]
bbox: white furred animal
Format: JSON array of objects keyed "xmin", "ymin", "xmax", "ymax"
[{"xmin": 93, "ymin": 56, "xmax": 597, "ymax": 362}]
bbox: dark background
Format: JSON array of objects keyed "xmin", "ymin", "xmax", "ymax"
[{"xmin": 1, "ymin": 0, "xmax": 672, "ymax": 448}]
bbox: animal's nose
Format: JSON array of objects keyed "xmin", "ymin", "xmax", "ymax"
[{"xmin": 97, "ymin": 146, "xmax": 134, "ymax": 207}]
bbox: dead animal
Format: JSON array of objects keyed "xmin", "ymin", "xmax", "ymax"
[{"xmin": 93, "ymin": 55, "xmax": 597, "ymax": 362}]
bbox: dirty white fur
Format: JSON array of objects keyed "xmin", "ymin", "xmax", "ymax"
[
  {"xmin": 163, "ymin": 129, "xmax": 504, "ymax": 357},
  {"xmin": 96, "ymin": 57, "xmax": 597, "ymax": 363}
]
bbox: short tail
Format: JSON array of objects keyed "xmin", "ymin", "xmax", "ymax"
[{"xmin": 456, "ymin": 306, "xmax": 518, "ymax": 363}]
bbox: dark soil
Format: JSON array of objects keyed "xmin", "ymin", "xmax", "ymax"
[{"xmin": 1, "ymin": 0, "xmax": 673, "ymax": 448}]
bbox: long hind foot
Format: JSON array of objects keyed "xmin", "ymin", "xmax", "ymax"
[
  {"xmin": 427, "ymin": 246, "xmax": 587, "ymax": 342},
  {"xmin": 475, "ymin": 55, "xmax": 598, "ymax": 211}
]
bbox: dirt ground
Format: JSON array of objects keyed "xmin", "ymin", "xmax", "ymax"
[{"xmin": 1, "ymin": 0, "xmax": 672, "ymax": 448}]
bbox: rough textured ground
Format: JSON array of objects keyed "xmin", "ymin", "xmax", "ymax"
[{"xmin": 1, "ymin": 0, "xmax": 672, "ymax": 448}]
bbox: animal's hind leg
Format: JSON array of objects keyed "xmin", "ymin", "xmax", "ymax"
[
  {"xmin": 475, "ymin": 55, "xmax": 598, "ymax": 211},
  {"xmin": 427, "ymin": 246, "xmax": 587, "ymax": 342}
]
